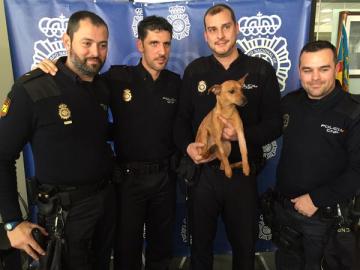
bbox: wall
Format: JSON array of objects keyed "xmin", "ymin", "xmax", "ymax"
[{"xmin": 0, "ymin": 0, "xmax": 27, "ymax": 216}]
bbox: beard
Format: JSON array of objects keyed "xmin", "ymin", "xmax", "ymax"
[{"xmin": 69, "ymin": 49, "xmax": 105, "ymax": 77}]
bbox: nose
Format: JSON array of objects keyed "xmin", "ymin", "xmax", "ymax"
[
  {"xmin": 311, "ymin": 70, "xmax": 320, "ymax": 80},
  {"xmin": 217, "ymin": 28, "xmax": 225, "ymax": 39},
  {"xmin": 90, "ymin": 43, "xmax": 99, "ymax": 57},
  {"xmin": 158, "ymin": 44, "xmax": 166, "ymax": 56}
]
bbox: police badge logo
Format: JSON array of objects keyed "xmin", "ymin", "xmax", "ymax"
[
  {"xmin": 167, "ymin": 5, "xmax": 190, "ymax": 41},
  {"xmin": 58, "ymin": 104, "xmax": 71, "ymax": 119},
  {"xmin": 198, "ymin": 80, "xmax": 207, "ymax": 93},
  {"xmin": 31, "ymin": 15, "xmax": 68, "ymax": 70},
  {"xmin": 283, "ymin": 113, "xmax": 289, "ymax": 129},
  {"xmin": 123, "ymin": 89, "xmax": 132, "ymax": 102},
  {"xmin": 237, "ymin": 12, "xmax": 291, "ymax": 92},
  {"xmin": 132, "ymin": 8, "xmax": 143, "ymax": 38},
  {"xmin": 258, "ymin": 214, "xmax": 272, "ymax": 241},
  {"xmin": 0, "ymin": 98, "xmax": 11, "ymax": 118},
  {"xmin": 58, "ymin": 103, "xmax": 72, "ymax": 125},
  {"xmin": 263, "ymin": 141, "xmax": 277, "ymax": 160}
]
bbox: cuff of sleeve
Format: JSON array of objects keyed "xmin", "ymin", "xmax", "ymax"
[{"xmin": 1, "ymin": 204, "xmax": 23, "ymax": 224}]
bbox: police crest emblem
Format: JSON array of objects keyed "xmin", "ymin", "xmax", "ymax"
[
  {"xmin": 167, "ymin": 5, "xmax": 190, "ymax": 41},
  {"xmin": 237, "ymin": 12, "xmax": 291, "ymax": 92},
  {"xmin": 198, "ymin": 81, "xmax": 207, "ymax": 93},
  {"xmin": 123, "ymin": 89, "xmax": 132, "ymax": 102},
  {"xmin": 58, "ymin": 104, "xmax": 71, "ymax": 120},
  {"xmin": 283, "ymin": 114, "xmax": 289, "ymax": 129},
  {"xmin": 31, "ymin": 15, "xmax": 68, "ymax": 70}
]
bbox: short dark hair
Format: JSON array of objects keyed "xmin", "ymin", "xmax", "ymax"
[
  {"xmin": 299, "ymin": 40, "xmax": 337, "ymax": 65},
  {"xmin": 137, "ymin": 15, "xmax": 173, "ymax": 41},
  {"xmin": 203, "ymin": 4, "xmax": 237, "ymax": 29},
  {"xmin": 66, "ymin": 10, "xmax": 108, "ymax": 40}
]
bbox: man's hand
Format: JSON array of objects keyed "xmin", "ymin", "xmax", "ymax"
[
  {"xmin": 291, "ymin": 194, "xmax": 318, "ymax": 217},
  {"xmin": 186, "ymin": 142, "xmax": 214, "ymax": 164},
  {"xmin": 7, "ymin": 221, "xmax": 48, "ymax": 260},
  {"xmin": 218, "ymin": 116, "xmax": 237, "ymax": 141},
  {"xmin": 36, "ymin": 59, "xmax": 58, "ymax": 76}
]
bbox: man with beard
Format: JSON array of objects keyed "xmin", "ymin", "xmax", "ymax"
[
  {"xmin": 38, "ymin": 15, "xmax": 181, "ymax": 270},
  {"xmin": 0, "ymin": 11, "xmax": 115, "ymax": 270},
  {"xmin": 174, "ymin": 4, "xmax": 282, "ymax": 269}
]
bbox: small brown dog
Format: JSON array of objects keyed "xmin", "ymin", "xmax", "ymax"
[{"xmin": 195, "ymin": 75, "xmax": 250, "ymax": 178}]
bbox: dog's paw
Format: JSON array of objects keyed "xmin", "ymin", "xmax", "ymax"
[
  {"xmin": 242, "ymin": 162, "xmax": 250, "ymax": 176},
  {"xmin": 225, "ymin": 167, "xmax": 232, "ymax": 178}
]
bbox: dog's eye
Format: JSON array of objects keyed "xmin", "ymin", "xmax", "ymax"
[{"xmin": 229, "ymin": 89, "xmax": 235, "ymax": 94}]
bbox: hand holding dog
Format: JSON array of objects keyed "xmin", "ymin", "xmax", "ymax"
[
  {"xmin": 187, "ymin": 142, "xmax": 215, "ymax": 164},
  {"xmin": 219, "ymin": 115, "xmax": 238, "ymax": 141}
]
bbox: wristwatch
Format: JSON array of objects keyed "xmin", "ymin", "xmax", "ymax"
[{"xmin": 4, "ymin": 221, "xmax": 22, "ymax": 231}]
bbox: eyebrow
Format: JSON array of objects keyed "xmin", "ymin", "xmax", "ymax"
[{"xmin": 301, "ymin": 64, "xmax": 331, "ymax": 70}]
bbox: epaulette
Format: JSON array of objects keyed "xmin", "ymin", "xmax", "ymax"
[
  {"xmin": 335, "ymin": 93, "xmax": 360, "ymax": 120},
  {"xmin": 16, "ymin": 68, "xmax": 45, "ymax": 85},
  {"xmin": 20, "ymin": 71, "xmax": 61, "ymax": 102}
]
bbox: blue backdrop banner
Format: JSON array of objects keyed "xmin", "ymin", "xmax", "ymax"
[{"xmin": 4, "ymin": 0, "xmax": 312, "ymax": 256}]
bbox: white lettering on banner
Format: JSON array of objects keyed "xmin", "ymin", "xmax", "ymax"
[
  {"xmin": 132, "ymin": 8, "xmax": 143, "ymax": 38},
  {"xmin": 167, "ymin": 5, "xmax": 190, "ymax": 41},
  {"xmin": 31, "ymin": 15, "xmax": 68, "ymax": 70},
  {"xmin": 263, "ymin": 141, "xmax": 277, "ymax": 160},
  {"xmin": 320, "ymin": 124, "xmax": 344, "ymax": 134},
  {"xmin": 237, "ymin": 12, "xmax": 291, "ymax": 92}
]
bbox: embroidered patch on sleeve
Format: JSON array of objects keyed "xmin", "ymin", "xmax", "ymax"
[{"xmin": 0, "ymin": 98, "xmax": 11, "ymax": 118}]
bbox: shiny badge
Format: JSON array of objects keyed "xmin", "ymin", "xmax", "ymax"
[
  {"xmin": 58, "ymin": 103, "xmax": 71, "ymax": 120},
  {"xmin": 0, "ymin": 98, "xmax": 11, "ymax": 118},
  {"xmin": 123, "ymin": 89, "xmax": 132, "ymax": 102},
  {"xmin": 283, "ymin": 114, "xmax": 289, "ymax": 129},
  {"xmin": 198, "ymin": 80, "xmax": 207, "ymax": 93}
]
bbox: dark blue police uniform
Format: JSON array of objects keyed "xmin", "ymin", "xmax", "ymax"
[
  {"xmin": 174, "ymin": 49, "xmax": 282, "ymax": 270},
  {"xmin": 103, "ymin": 61, "xmax": 181, "ymax": 270},
  {"xmin": 0, "ymin": 57, "xmax": 115, "ymax": 270},
  {"xmin": 275, "ymin": 85, "xmax": 360, "ymax": 270}
]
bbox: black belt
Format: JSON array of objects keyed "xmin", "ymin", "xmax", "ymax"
[
  {"xmin": 206, "ymin": 159, "xmax": 264, "ymax": 175},
  {"xmin": 38, "ymin": 178, "xmax": 109, "ymax": 208},
  {"xmin": 116, "ymin": 159, "xmax": 169, "ymax": 175},
  {"xmin": 274, "ymin": 190, "xmax": 340, "ymax": 219}
]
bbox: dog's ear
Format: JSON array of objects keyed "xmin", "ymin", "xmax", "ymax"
[
  {"xmin": 238, "ymin": 73, "xmax": 248, "ymax": 86},
  {"xmin": 208, "ymin": 84, "xmax": 221, "ymax": 95}
]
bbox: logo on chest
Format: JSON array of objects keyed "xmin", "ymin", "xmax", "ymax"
[
  {"xmin": 162, "ymin": 97, "xmax": 177, "ymax": 104},
  {"xmin": 58, "ymin": 103, "xmax": 72, "ymax": 125},
  {"xmin": 123, "ymin": 89, "xmax": 132, "ymax": 102},
  {"xmin": 320, "ymin": 124, "xmax": 344, "ymax": 134}
]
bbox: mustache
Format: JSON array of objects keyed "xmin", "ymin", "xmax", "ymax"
[{"xmin": 85, "ymin": 57, "xmax": 102, "ymax": 63}]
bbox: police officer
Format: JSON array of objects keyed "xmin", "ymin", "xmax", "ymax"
[
  {"xmin": 174, "ymin": 4, "xmax": 282, "ymax": 270},
  {"xmin": 104, "ymin": 16, "xmax": 180, "ymax": 270},
  {"xmin": 274, "ymin": 40, "xmax": 360, "ymax": 270},
  {"xmin": 0, "ymin": 11, "xmax": 115, "ymax": 270},
  {"xmin": 37, "ymin": 15, "xmax": 180, "ymax": 270}
]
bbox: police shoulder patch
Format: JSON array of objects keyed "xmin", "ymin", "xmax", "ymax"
[{"xmin": 0, "ymin": 97, "xmax": 11, "ymax": 118}]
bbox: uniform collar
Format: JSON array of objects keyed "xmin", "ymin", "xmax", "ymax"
[
  {"xmin": 135, "ymin": 59, "xmax": 164, "ymax": 82},
  {"xmin": 209, "ymin": 49, "xmax": 245, "ymax": 70},
  {"xmin": 303, "ymin": 83, "xmax": 345, "ymax": 109}
]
